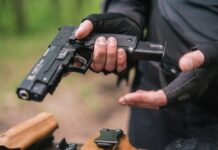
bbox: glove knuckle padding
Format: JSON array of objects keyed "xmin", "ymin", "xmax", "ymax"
[
  {"xmin": 82, "ymin": 13, "xmax": 141, "ymax": 81},
  {"xmin": 83, "ymin": 13, "xmax": 142, "ymax": 38}
]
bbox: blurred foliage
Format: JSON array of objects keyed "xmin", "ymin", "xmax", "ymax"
[
  {"xmin": 0, "ymin": 0, "xmax": 101, "ymax": 34},
  {"xmin": 0, "ymin": 0, "xmax": 101, "ymax": 102},
  {"xmin": 0, "ymin": 1, "xmax": 129, "ymax": 138}
]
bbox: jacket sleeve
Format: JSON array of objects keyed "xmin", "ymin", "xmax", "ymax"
[
  {"xmin": 192, "ymin": 41, "xmax": 218, "ymax": 68},
  {"xmin": 102, "ymin": 0, "xmax": 150, "ymax": 30}
]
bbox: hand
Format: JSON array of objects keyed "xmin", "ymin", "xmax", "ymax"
[
  {"xmin": 118, "ymin": 49, "xmax": 204, "ymax": 109},
  {"xmin": 118, "ymin": 90, "xmax": 167, "ymax": 109},
  {"xmin": 179, "ymin": 50, "xmax": 205, "ymax": 72},
  {"xmin": 75, "ymin": 20, "xmax": 127, "ymax": 73}
]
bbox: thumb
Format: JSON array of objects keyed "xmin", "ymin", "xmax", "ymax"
[
  {"xmin": 75, "ymin": 20, "xmax": 93, "ymax": 39},
  {"xmin": 179, "ymin": 50, "xmax": 205, "ymax": 72}
]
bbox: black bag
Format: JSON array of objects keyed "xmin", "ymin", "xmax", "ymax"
[{"xmin": 166, "ymin": 137, "xmax": 218, "ymax": 150}]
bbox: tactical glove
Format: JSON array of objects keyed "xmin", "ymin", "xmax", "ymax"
[
  {"xmin": 83, "ymin": 12, "xmax": 142, "ymax": 39},
  {"xmin": 162, "ymin": 66, "xmax": 218, "ymax": 107}
]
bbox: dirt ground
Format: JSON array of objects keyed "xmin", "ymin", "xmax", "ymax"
[{"xmin": 0, "ymin": 71, "xmax": 131, "ymax": 144}]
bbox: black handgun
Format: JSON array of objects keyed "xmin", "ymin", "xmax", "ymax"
[{"xmin": 16, "ymin": 26, "xmax": 166, "ymax": 101}]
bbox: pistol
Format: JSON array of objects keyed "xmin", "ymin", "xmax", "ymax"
[{"xmin": 16, "ymin": 26, "xmax": 166, "ymax": 101}]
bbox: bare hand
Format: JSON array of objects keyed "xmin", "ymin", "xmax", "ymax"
[{"xmin": 75, "ymin": 20, "xmax": 127, "ymax": 73}]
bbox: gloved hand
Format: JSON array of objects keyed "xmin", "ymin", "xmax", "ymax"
[
  {"xmin": 119, "ymin": 41, "xmax": 218, "ymax": 109},
  {"xmin": 77, "ymin": 13, "xmax": 142, "ymax": 38},
  {"xmin": 119, "ymin": 66, "xmax": 218, "ymax": 109},
  {"xmin": 75, "ymin": 13, "xmax": 142, "ymax": 73}
]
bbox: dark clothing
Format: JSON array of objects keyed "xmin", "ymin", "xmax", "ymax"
[
  {"xmin": 104, "ymin": 0, "xmax": 218, "ymax": 66},
  {"xmin": 103, "ymin": 0, "xmax": 218, "ymax": 149}
]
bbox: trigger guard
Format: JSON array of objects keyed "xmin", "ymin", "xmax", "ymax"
[{"xmin": 66, "ymin": 55, "xmax": 92, "ymax": 74}]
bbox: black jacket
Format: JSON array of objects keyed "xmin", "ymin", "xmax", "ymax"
[
  {"xmin": 103, "ymin": 0, "xmax": 218, "ymax": 67},
  {"xmin": 103, "ymin": 0, "xmax": 218, "ymax": 109}
]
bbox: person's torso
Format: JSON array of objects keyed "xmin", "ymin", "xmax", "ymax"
[
  {"xmin": 147, "ymin": 0, "xmax": 218, "ymax": 68},
  {"xmin": 136, "ymin": 0, "xmax": 218, "ymax": 113}
]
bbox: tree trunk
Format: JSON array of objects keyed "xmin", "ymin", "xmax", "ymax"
[
  {"xmin": 53, "ymin": 0, "xmax": 60, "ymax": 22},
  {"xmin": 13, "ymin": 0, "xmax": 26, "ymax": 32},
  {"xmin": 0, "ymin": 0, "xmax": 7, "ymax": 31}
]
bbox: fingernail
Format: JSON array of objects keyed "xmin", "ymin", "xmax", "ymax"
[
  {"xmin": 75, "ymin": 25, "xmax": 84, "ymax": 39},
  {"xmin": 118, "ymin": 49, "xmax": 124, "ymax": 58},
  {"xmin": 184, "ymin": 58, "xmax": 194, "ymax": 70},
  {"xmin": 75, "ymin": 29, "xmax": 80, "ymax": 37},
  {"xmin": 96, "ymin": 37, "xmax": 106, "ymax": 45},
  {"xmin": 107, "ymin": 37, "xmax": 116, "ymax": 46},
  {"xmin": 119, "ymin": 97, "xmax": 125, "ymax": 104}
]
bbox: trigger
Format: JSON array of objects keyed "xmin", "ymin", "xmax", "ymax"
[
  {"xmin": 72, "ymin": 55, "xmax": 87, "ymax": 68},
  {"xmin": 66, "ymin": 54, "xmax": 91, "ymax": 74}
]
